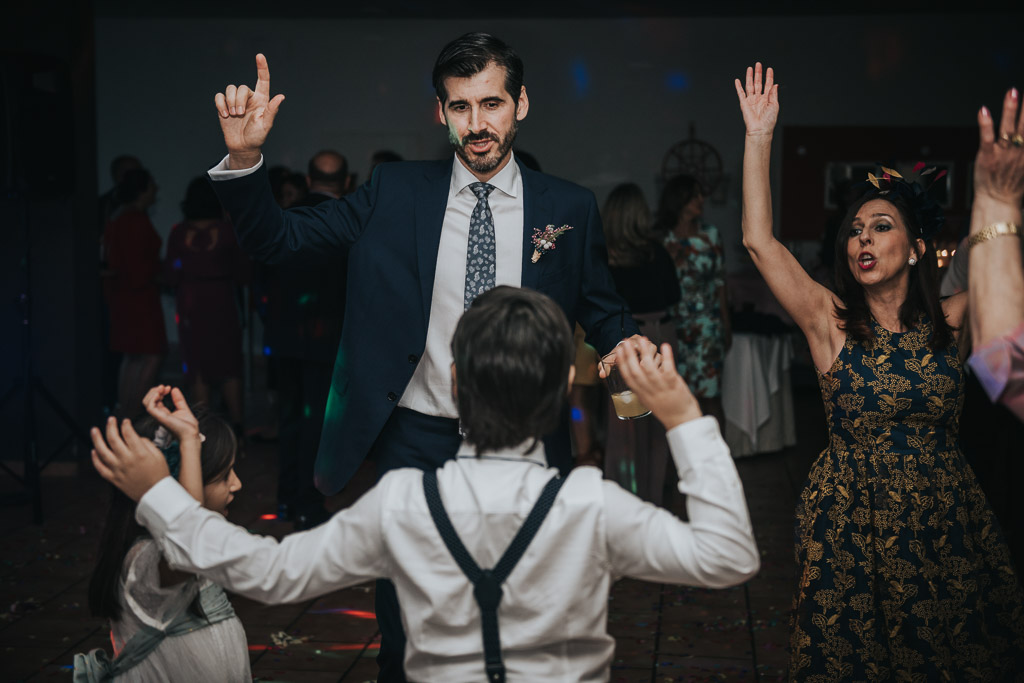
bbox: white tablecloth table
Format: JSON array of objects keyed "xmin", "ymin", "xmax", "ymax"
[{"xmin": 721, "ymin": 333, "xmax": 797, "ymax": 458}]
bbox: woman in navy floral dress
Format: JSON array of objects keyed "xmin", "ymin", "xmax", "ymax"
[{"xmin": 736, "ymin": 63, "xmax": 1024, "ymax": 680}]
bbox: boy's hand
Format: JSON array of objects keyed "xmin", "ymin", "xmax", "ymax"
[
  {"xmin": 91, "ymin": 417, "xmax": 171, "ymax": 502},
  {"xmin": 615, "ymin": 340, "xmax": 702, "ymax": 430},
  {"xmin": 142, "ymin": 385, "xmax": 200, "ymax": 443}
]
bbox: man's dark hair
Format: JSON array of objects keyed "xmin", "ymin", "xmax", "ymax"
[
  {"xmin": 180, "ymin": 175, "xmax": 223, "ymax": 221},
  {"xmin": 307, "ymin": 150, "xmax": 349, "ymax": 186},
  {"xmin": 432, "ymin": 32, "xmax": 524, "ymax": 105},
  {"xmin": 451, "ymin": 286, "xmax": 572, "ymax": 453}
]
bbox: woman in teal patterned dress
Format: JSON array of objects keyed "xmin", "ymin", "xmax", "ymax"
[
  {"xmin": 657, "ymin": 175, "xmax": 731, "ymax": 426},
  {"xmin": 736, "ymin": 63, "xmax": 1024, "ymax": 680}
]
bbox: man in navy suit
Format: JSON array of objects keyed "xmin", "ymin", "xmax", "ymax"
[{"xmin": 208, "ymin": 32, "xmax": 640, "ymax": 681}]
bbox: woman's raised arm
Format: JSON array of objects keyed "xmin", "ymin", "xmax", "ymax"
[{"xmin": 736, "ymin": 63, "xmax": 839, "ymax": 369}]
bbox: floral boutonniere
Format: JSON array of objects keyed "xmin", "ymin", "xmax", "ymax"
[{"xmin": 531, "ymin": 224, "xmax": 574, "ymax": 263}]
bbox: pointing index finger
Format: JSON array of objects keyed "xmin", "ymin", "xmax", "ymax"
[{"xmin": 255, "ymin": 53, "xmax": 271, "ymax": 99}]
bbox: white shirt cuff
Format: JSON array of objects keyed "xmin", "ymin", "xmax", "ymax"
[
  {"xmin": 666, "ymin": 415, "xmax": 730, "ymax": 484},
  {"xmin": 136, "ymin": 476, "xmax": 201, "ymax": 534},
  {"xmin": 207, "ymin": 153, "xmax": 264, "ymax": 180}
]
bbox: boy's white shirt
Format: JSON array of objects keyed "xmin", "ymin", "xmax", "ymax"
[{"xmin": 136, "ymin": 416, "xmax": 759, "ymax": 682}]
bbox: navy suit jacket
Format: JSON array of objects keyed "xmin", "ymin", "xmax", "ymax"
[{"xmin": 211, "ymin": 157, "xmax": 638, "ymax": 494}]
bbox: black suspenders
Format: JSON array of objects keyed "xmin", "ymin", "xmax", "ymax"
[{"xmin": 422, "ymin": 469, "xmax": 566, "ymax": 683}]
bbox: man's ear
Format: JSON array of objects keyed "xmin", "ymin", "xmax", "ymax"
[
  {"xmin": 437, "ymin": 97, "xmax": 447, "ymax": 126},
  {"xmin": 450, "ymin": 363, "xmax": 458, "ymax": 400},
  {"xmin": 515, "ymin": 86, "xmax": 529, "ymax": 122},
  {"xmin": 566, "ymin": 364, "xmax": 576, "ymax": 395}
]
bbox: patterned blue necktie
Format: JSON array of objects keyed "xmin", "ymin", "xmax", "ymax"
[{"xmin": 464, "ymin": 182, "xmax": 497, "ymax": 309}]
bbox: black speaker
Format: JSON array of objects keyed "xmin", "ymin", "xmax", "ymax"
[{"xmin": 0, "ymin": 53, "xmax": 74, "ymax": 196}]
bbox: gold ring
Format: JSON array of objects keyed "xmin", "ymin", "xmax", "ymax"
[
  {"xmin": 1013, "ymin": 134, "xmax": 1024, "ymax": 147},
  {"xmin": 998, "ymin": 132, "xmax": 1013, "ymax": 148}
]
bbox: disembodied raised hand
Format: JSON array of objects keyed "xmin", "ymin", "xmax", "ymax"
[
  {"xmin": 91, "ymin": 417, "xmax": 171, "ymax": 503},
  {"xmin": 975, "ymin": 88, "xmax": 1024, "ymax": 207},
  {"xmin": 614, "ymin": 339, "xmax": 702, "ymax": 430}
]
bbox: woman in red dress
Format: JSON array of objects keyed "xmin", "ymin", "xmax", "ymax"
[
  {"xmin": 103, "ymin": 168, "xmax": 166, "ymax": 417},
  {"xmin": 165, "ymin": 176, "xmax": 249, "ymax": 434}
]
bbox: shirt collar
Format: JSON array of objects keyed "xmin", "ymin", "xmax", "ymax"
[
  {"xmin": 450, "ymin": 151, "xmax": 520, "ymax": 200},
  {"xmin": 455, "ymin": 438, "xmax": 548, "ymax": 468}
]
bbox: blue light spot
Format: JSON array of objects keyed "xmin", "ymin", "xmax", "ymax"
[
  {"xmin": 571, "ymin": 407, "xmax": 584, "ymax": 422},
  {"xmin": 181, "ymin": 362, "xmax": 188, "ymax": 374},
  {"xmin": 570, "ymin": 59, "xmax": 590, "ymax": 98},
  {"xmin": 665, "ymin": 70, "xmax": 690, "ymax": 92},
  {"xmin": 263, "ymin": 346, "xmax": 272, "ymax": 357},
  {"xmin": 173, "ymin": 258, "xmax": 182, "ymax": 269}
]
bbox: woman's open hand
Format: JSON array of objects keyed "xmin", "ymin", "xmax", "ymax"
[{"xmin": 735, "ymin": 62, "xmax": 779, "ymax": 138}]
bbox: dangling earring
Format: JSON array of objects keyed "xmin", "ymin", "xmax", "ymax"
[{"xmin": 908, "ymin": 256, "xmax": 918, "ymax": 266}]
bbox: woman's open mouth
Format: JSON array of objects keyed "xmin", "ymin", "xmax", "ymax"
[{"xmin": 857, "ymin": 253, "xmax": 876, "ymax": 270}]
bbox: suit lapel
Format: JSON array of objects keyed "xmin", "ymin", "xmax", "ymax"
[
  {"xmin": 415, "ymin": 161, "xmax": 453, "ymax": 324},
  {"xmin": 520, "ymin": 163, "xmax": 552, "ymax": 291}
]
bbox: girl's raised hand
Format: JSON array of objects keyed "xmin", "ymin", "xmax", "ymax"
[
  {"xmin": 142, "ymin": 385, "xmax": 199, "ymax": 441},
  {"xmin": 735, "ymin": 62, "xmax": 779, "ymax": 138}
]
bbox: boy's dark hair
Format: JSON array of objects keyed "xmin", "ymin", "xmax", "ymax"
[
  {"xmin": 451, "ymin": 286, "xmax": 573, "ymax": 453},
  {"xmin": 832, "ymin": 193, "xmax": 954, "ymax": 350},
  {"xmin": 88, "ymin": 409, "xmax": 237, "ymax": 622},
  {"xmin": 181, "ymin": 176, "xmax": 223, "ymax": 221},
  {"xmin": 432, "ymin": 32, "xmax": 524, "ymax": 106}
]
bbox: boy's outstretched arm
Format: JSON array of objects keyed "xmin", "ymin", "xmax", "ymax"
[
  {"xmin": 91, "ymin": 419, "xmax": 388, "ymax": 604},
  {"xmin": 606, "ymin": 341, "xmax": 760, "ymax": 589}
]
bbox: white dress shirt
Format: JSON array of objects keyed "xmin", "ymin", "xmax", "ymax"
[
  {"xmin": 209, "ymin": 153, "xmax": 523, "ymax": 419},
  {"xmin": 399, "ymin": 154, "xmax": 523, "ymax": 417},
  {"xmin": 136, "ymin": 416, "xmax": 759, "ymax": 682}
]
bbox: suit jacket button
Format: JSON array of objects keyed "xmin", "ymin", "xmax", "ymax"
[
  {"xmin": 387, "ymin": 392, "xmax": 397, "ymax": 402},
  {"xmin": 408, "ymin": 354, "xmax": 418, "ymax": 364}
]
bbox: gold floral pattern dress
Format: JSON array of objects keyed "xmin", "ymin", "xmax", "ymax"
[{"xmin": 791, "ymin": 316, "xmax": 1024, "ymax": 681}]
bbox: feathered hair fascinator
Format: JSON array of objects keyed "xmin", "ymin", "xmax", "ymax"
[{"xmin": 862, "ymin": 163, "xmax": 946, "ymax": 241}]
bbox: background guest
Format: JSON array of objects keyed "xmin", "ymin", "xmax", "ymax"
[
  {"xmin": 272, "ymin": 150, "xmax": 350, "ymax": 529},
  {"xmin": 657, "ymin": 174, "xmax": 731, "ymax": 427},
  {"xmin": 103, "ymin": 168, "xmax": 166, "ymax": 418},
  {"xmin": 165, "ymin": 177, "xmax": 250, "ymax": 436},
  {"xmin": 603, "ymin": 182, "xmax": 680, "ymax": 506}
]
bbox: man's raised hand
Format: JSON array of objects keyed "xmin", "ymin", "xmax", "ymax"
[{"xmin": 214, "ymin": 53, "xmax": 285, "ymax": 169}]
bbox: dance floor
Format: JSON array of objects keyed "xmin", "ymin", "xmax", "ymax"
[{"xmin": 0, "ymin": 386, "xmax": 824, "ymax": 682}]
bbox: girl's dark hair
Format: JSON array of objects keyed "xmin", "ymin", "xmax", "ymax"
[
  {"xmin": 88, "ymin": 409, "xmax": 237, "ymax": 621},
  {"xmin": 832, "ymin": 193, "xmax": 954, "ymax": 349},
  {"xmin": 451, "ymin": 286, "xmax": 573, "ymax": 453},
  {"xmin": 181, "ymin": 176, "xmax": 223, "ymax": 221},
  {"xmin": 114, "ymin": 168, "xmax": 153, "ymax": 206},
  {"xmin": 432, "ymin": 32, "xmax": 523, "ymax": 106},
  {"xmin": 652, "ymin": 174, "xmax": 702, "ymax": 235},
  {"xmin": 603, "ymin": 183, "xmax": 655, "ymax": 267}
]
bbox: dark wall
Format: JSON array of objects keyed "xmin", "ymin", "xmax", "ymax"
[{"xmin": 2, "ymin": 5, "xmax": 101, "ymax": 469}]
